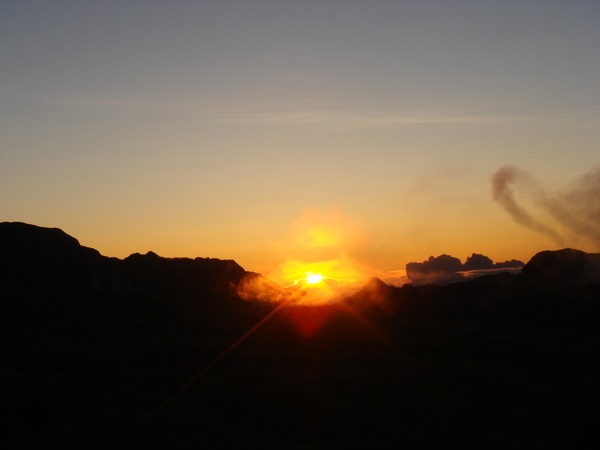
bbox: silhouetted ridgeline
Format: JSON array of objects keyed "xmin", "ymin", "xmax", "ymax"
[
  {"xmin": 2, "ymin": 222, "xmax": 600, "ymax": 450},
  {"xmin": 1, "ymin": 222, "xmax": 248, "ymax": 323},
  {"xmin": 2, "ymin": 222, "xmax": 598, "ymax": 323},
  {"xmin": 348, "ymin": 248, "xmax": 600, "ymax": 325}
]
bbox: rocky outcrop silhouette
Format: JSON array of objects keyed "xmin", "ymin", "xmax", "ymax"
[
  {"xmin": 108, "ymin": 251, "xmax": 247, "ymax": 297},
  {"xmin": 1, "ymin": 222, "xmax": 111, "ymax": 321},
  {"xmin": 1, "ymin": 222, "xmax": 107, "ymax": 286},
  {"xmin": 344, "ymin": 277, "xmax": 394, "ymax": 312},
  {"xmin": 520, "ymin": 248, "xmax": 600, "ymax": 289}
]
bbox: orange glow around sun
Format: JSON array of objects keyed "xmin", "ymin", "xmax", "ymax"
[
  {"xmin": 274, "ymin": 258, "xmax": 363, "ymax": 287},
  {"xmin": 237, "ymin": 208, "xmax": 376, "ymax": 306},
  {"xmin": 289, "ymin": 208, "xmax": 364, "ymax": 251},
  {"xmin": 261, "ymin": 257, "xmax": 372, "ymax": 305}
]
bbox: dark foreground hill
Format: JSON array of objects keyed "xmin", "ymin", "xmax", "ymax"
[{"xmin": 1, "ymin": 222, "xmax": 600, "ymax": 449}]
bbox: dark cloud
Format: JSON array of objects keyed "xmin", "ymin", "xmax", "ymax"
[
  {"xmin": 406, "ymin": 254, "xmax": 464, "ymax": 286},
  {"xmin": 495, "ymin": 259, "xmax": 525, "ymax": 269},
  {"xmin": 406, "ymin": 254, "xmax": 463, "ymax": 275},
  {"xmin": 463, "ymin": 253, "xmax": 494, "ymax": 271},
  {"xmin": 492, "ymin": 165, "xmax": 600, "ymax": 248},
  {"xmin": 463, "ymin": 253, "xmax": 524, "ymax": 271},
  {"xmin": 406, "ymin": 253, "xmax": 524, "ymax": 286}
]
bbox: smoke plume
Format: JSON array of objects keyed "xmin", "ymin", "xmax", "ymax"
[
  {"xmin": 492, "ymin": 165, "xmax": 600, "ymax": 248},
  {"xmin": 492, "ymin": 166, "xmax": 564, "ymax": 245}
]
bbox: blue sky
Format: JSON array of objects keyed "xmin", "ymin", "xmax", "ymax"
[{"xmin": 1, "ymin": 0, "xmax": 599, "ymax": 275}]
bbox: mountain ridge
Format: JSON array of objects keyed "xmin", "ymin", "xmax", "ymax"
[{"xmin": 2, "ymin": 221, "xmax": 599, "ymax": 324}]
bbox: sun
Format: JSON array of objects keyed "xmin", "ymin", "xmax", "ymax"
[{"xmin": 305, "ymin": 273, "xmax": 324, "ymax": 284}]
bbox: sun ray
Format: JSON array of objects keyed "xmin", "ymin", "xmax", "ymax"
[
  {"xmin": 335, "ymin": 302, "xmax": 425, "ymax": 374},
  {"xmin": 110, "ymin": 299, "xmax": 290, "ymax": 448}
]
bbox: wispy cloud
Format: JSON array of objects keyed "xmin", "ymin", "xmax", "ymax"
[
  {"xmin": 54, "ymin": 97, "xmax": 158, "ymax": 108},
  {"xmin": 45, "ymin": 94, "xmax": 599, "ymax": 131},
  {"xmin": 210, "ymin": 110, "xmax": 535, "ymax": 130},
  {"xmin": 49, "ymin": 95, "xmax": 189, "ymax": 112}
]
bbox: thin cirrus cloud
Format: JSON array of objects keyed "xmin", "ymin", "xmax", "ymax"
[
  {"xmin": 49, "ymin": 96, "xmax": 189, "ymax": 112},
  {"xmin": 210, "ymin": 109, "xmax": 536, "ymax": 130},
  {"xmin": 46, "ymin": 94, "xmax": 597, "ymax": 131},
  {"xmin": 48, "ymin": 96, "xmax": 537, "ymax": 130}
]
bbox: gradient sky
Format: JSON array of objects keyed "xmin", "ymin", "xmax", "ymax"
[{"xmin": 1, "ymin": 0, "xmax": 599, "ymax": 277}]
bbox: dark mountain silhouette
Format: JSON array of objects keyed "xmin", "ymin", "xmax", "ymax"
[
  {"xmin": 1, "ymin": 222, "xmax": 112, "ymax": 324},
  {"xmin": 364, "ymin": 248, "xmax": 600, "ymax": 324},
  {"xmin": 1, "ymin": 222, "xmax": 248, "ymax": 325},
  {"xmin": 114, "ymin": 251, "xmax": 246, "ymax": 296},
  {"xmin": 1, "ymin": 222, "xmax": 599, "ymax": 450},
  {"xmin": 345, "ymin": 276, "xmax": 394, "ymax": 312},
  {"xmin": 1, "ymin": 221, "xmax": 107, "ymax": 291},
  {"xmin": 520, "ymin": 248, "xmax": 600, "ymax": 288}
]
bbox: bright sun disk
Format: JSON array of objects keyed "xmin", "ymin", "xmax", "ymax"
[{"xmin": 305, "ymin": 273, "xmax": 324, "ymax": 284}]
